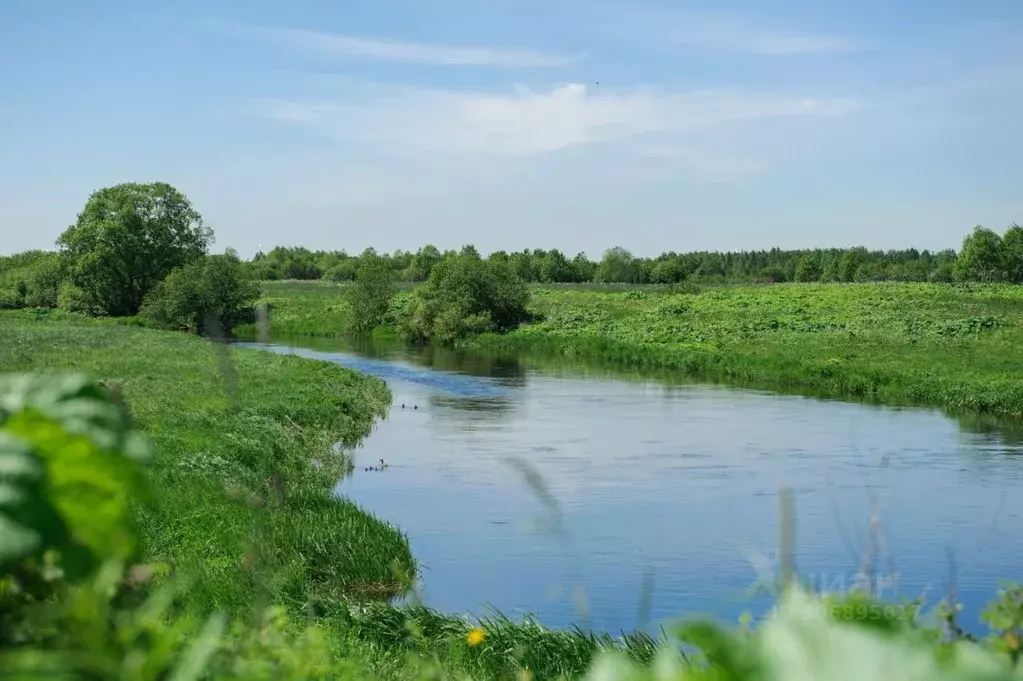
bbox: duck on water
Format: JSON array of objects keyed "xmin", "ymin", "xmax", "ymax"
[{"xmin": 364, "ymin": 458, "xmax": 389, "ymax": 472}]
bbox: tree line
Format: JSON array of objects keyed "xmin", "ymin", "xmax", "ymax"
[
  {"xmin": 1, "ymin": 180, "xmax": 1021, "ymax": 337},
  {"xmin": 245, "ymin": 227, "xmax": 1022, "ymax": 286}
]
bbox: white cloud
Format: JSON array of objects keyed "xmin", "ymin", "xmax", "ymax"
[
  {"xmin": 233, "ymin": 24, "xmax": 581, "ymax": 67},
  {"xmin": 256, "ymin": 82, "xmax": 864, "ymax": 161}
]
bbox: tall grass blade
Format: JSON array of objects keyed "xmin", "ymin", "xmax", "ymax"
[{"xmin": 167, "ymin": 612, "xmax": 226, "ymax": 681}]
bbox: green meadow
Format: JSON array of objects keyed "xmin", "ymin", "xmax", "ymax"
[
  {"xmin": 248, "ymin": 280, "xmax": 1023, "ymax": 417},
  {"xmin": 0, "ymin": 310, "xmax": 411, "ymax": 608}
]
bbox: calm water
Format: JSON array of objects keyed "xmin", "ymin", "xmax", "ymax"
[{"xmin": 237, "ymin": 337, "xmax": 1023, "ymax": 635}]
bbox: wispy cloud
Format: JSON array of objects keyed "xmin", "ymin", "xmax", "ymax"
[
  {"xmin": 256, "ymin": 82, "xmax": 863, "ymax": 159},
  {"xmin": 231, "ymin": 24, "xmax": 581, "ymax": 67}
]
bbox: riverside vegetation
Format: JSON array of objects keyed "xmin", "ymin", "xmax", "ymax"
[
  {"xmin": 3, "ymin": 180, "xmax": 1023, "ymax": 678},
  {"xmin": 6, "ymin": 316, "xmax": 1023, "ymax": 680},
  {"xmin": 0, "ymin": 312, "xmax": 665, "ymax": 680},
  {"xmin": 241, "ymin": 279, "xmax": 1023, "ymax": 417}
]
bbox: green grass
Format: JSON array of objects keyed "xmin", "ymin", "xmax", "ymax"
[
  {"xmin": 469, "ymin": 282, "xmax": 1023, "ymax": 416},
  {"xmin": 5, "ymin": 305, "xmax": 1023, "ymax": 679},
  {"xmin": 0, "ymin": 309, "xmax": 412, "ymax": 611},
  {"xmin": 237, "ymin": 280, "xmax": 420, "ymax": 338},
  {"xmin": 0, "ymin": 309, "xmax": 663, "ymax": 680},
  {"xmin": 242, "ymin": 280, "xmax": 354, "ymax": 337},
  {"xmin": 249, "ymin": 280, "xmax": 1023, "ymax": 417}
]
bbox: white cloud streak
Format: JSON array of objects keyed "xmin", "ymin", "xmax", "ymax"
[
  {"xmin": 236, "ymin": 24, "xmax": 581, "ymax": 67},
  {"xmin": 256, "ymin": 82, "xmax": 864, "ymax": 160}
]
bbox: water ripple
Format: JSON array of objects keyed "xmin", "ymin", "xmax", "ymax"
[{"xmin": 235, "ymin": 341, "xmax": 509, "ymax": 399}]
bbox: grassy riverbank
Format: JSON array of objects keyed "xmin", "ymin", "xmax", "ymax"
[
  {"xmin": 0, "ymin": 310, "xmax": 662, "ymax": 679},
  {"xmin": 247, "ymin": 280, "xmax": 1023, "ymax": 418},
  {"xmin": 0, "ymin": 310, "xmax": 412, "ymax": 610},
  {"xmin": 5, "ymin": 310, "xmax": 1023, "ymax": 678}
]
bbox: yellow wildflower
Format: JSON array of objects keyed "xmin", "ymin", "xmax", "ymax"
[{"xmin": 466, "ymin": 627, "xmax": 485, "ymax": 646}]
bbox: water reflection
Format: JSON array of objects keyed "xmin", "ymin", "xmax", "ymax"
[
  {"xmin": 236, "ymin": 340, "xmax": 513, "ymax": 406},
  {"xmin": 429, "ymin": 395, "xmax": 517, "ymax": 415},
  {"xmin": 238, "ymin": 335, "xmax": 1023, "ymax": 635},
  {"xmin": 279, "ymin": 335, "xmax": 528, "ymax": 387},
  {"xmin": 955, "ymin": 411, "xmax": 1023, "ymax": 449},
  {"xmin": 245, "ymin": 334, "xmax": 1023, "ymax": 449}
]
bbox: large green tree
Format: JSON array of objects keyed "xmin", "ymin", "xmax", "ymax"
[
  {"xmin": 595, "ymin": 246, "xmax": 640, "ymax": 283},
  {"xmin": 956, "ymin": 226, "xmax": 1005, "ymax": 283},
  {"xmin": 57, "ymin": 182, "xmax": 212, "ymax": 316}
]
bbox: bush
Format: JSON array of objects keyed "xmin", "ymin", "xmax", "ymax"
[
  {"xmin": 759, "ymin": 266, "xmax": 789, "ymax": 283},
  {"xmin": 140, "ymin": 251, "xmax": 260, "ymax": 335},
  {"xmin": 0, "ymin": 251, "xmax": 64, "ymax": 309},
  {"xmin": 0, "ymin": 290, "xmax": 22, "ymax": 310},
  {"xmin": 930, "ymin": 261, "xmax": 956, "ymax": 283},
  {"xmin": 345, "ymin": 255, "xmax": 395, "ymax": 334},
  {"xmin": 323, "ymin": 260, "xmax": 358, "ymax": 282},
  {"xmin": 956, "ymin": 227, "xmax": 1005, "ymax": 283},
  {"xmin": 397, "ymin": 253, "xmax": 530, "ymax": 345},
  {"xmin": 794, "ymin": 255, "xmax": 821, "ymax": 282},
  {"xmin": 57, "ymin": 281, "xmax": 97, "ymax": 314},
  {"xmin": 20, "ymin": 253, "xmax": 64, "ymax": 308}
]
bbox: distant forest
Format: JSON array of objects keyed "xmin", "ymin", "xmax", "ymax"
[
  {"xmin": 3, "ymin": 225, "xmax": 1023, "ymax": 313},
  {"xmin": 244, "ymin": 224, "xmax": 1021, "ymax": 285}
]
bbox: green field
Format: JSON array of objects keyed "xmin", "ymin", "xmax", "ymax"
[
  {"xmin": 247, "ymin": 280, "xmax": 1023, "ymax": 417},
  {"xmin": 0, "ymin": 310, "xmax": 411, "ymax": 609}
]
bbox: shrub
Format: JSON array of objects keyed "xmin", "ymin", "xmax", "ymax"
[
  {"xmin": 794, "ymin": 255, "xmax": 821, "ymax": 282},
  {"xmin": 956, "ymin": 227, "xmax": 1006, "ymax": 283},
  {"xmin": 759, "ymin": 266, "xmax": 789, "ymax": 283},
  {"xmin": 345, "ymin": 255, "xmax": 395, "ymax": 334},
  {"xmin": 0, "ymin": 290, "xmax": 22, "ymax": 310},
  {"xmin": 0, "ymin": 251, "xmax": 64, "ymax": 309},
  {"xmin": 140, "ymin": 251, "xmax": 260, "ymax": 335},
  {"xmin": 57, "ymin": 281, "xmax": 97, "ymax": 314},
  {"xmin": 323, "ymin": 260, "xmax": 358, "ymax": 282},
  {"xmin": 397, "ymin": 253, "xmax": 530, "ymax": 345},
  {"xmin": 20, "ymin": 252, "xmax": 64, "ymax": 308},
  {"xmin": 650, "ymin": 259, "xmax": 688, "ymax": 284}
]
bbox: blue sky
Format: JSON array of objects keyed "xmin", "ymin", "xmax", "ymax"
[{"xmin": 2, "ymin": 0, "xmax": 1021, "ymax": 258}]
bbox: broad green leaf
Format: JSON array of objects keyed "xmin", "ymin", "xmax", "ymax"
[
  {"xmin": 760, "ymin": 589, "xmax": 1015, "ymax": 681},
  {"xmin": 0, "ymin": 374, "xmax": 150, "ymax": 574},
  {"xmin": 0, "ymin": 432, "xmax": 70, "ymax": 567}
]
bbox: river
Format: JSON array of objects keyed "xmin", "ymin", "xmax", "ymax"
[{"xmin": 236, "ymin": 336, "xmax": 1023, "ymax": 635}]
